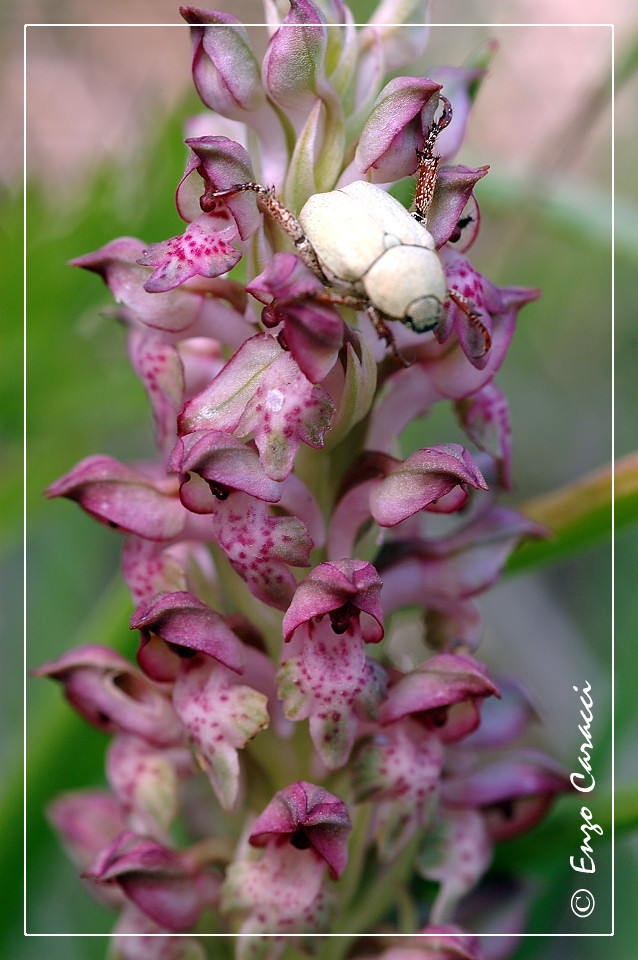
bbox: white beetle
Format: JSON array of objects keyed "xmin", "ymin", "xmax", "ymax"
[
  {"xmin": 212, "ymin": 97, "xmax": 485, "ymax": 359},
  {"xmin": 298, "ymin": 179, "xmax": 447, "ymax": 334}
]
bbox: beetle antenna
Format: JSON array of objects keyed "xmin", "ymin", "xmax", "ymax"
[
  {"xmin": 447, "ymin": 288, "xmax": 492, "ymax": 356},
  {"xmin": 414, "ymin": 95, "xmax": 453, "ymax": 225}
]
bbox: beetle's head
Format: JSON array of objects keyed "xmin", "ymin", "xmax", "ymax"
[{"xmin": 403, "ymin": 295, "xmax": 444, "ymax": 333}]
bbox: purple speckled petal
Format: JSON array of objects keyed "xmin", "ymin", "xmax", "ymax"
[
  {"xmin": 277, "ymin": 618, "xmax": 386, "ymax": 769},
  {"xmin": 139, "ymin": 213, "xmax": 241, "ymax": 293},
  {"xmin": 122, "ymin": 537, "xmax": 210, "ymax": 607},
  {"xmin": 423, "ymin": 807, "xmax": 492, "ymax": 925},
  {"xmin": 455, "ymin": 383, "xmax": 512, "ymax": 489},
  {"xmin": 106, "ymin": 735, "xmax": 193, "ymax": 837},
  {"xmin": 221, "ymin": 840, "xmax": 331, "ymax": 935},
  {"xmin": 237, "ymin": 351, "xmax": 336, "ymax": 481},
  {"xmin": 70, "ymin": 237, "xmax": 205, "ymax": 334},
  {"xmin": 211, "ymin": 490, "xmax": 312, "ymax": 610},
  {"xmin": 353, "ymin": 719, "xmax": 445, "ymax": 861},
  {"xmin": 172, "ymin": 655, "xmax": 269, "ymax": 811},
  {"xmin": 129, "ymin": 333, "xmax": 185, "ymax": 460}
]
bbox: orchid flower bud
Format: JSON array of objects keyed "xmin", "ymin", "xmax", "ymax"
[
  {"xmin": 33, "ymin": 646, "xmax": 182, "ymax": 747},
  {"xmin": 354, "ymin": 77, "xmax": 441, "ymax": 182},
  {"xmin": 247, "ymin": 252, "xmax": 345, "ymax": 383},
  {"xmin": 181, "ymin": 8, "xmax": 265, "ymax": 117},
  {"xmin": 130, "ymin": 590, "xmax": 246, "ymax": 680},
  {"xmin": 106, "ymin": 735, "xmax": 193, "ymax": 837},
  {"xmin": 84, "ymin": 830, "xmax": 219, "ymax": 932},
  {"xmin": 45, "ymin": 455, "xmax": 185, "ymax": 540},
  {"xmin": 176, "ymin": 136, "xmax": 261, "ymax": 239}
]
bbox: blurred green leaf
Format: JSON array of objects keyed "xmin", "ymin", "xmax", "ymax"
[{"xmin": 506, "ymin": 455, "xmax": 637, "ymax": 574}]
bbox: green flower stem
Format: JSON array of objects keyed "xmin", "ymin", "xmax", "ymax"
[
  {"xmin": 293, "ymin": 442, "xmax": 335, "ymax": 522},
  {"xmin": 506, "ymin": 454, "xmax": 638, "ymax": 574},
  {"xmin": 182, "ymin": 836, "xmax": 236, "ymax": 871},
  {"xmin": 246, "ymin": 722, "xmax": 315, "ymax": 796},
  {"xmin": 336, "ymin": 801, "xmax": 372, "ymax": 909},
  {"xmin": 317, "ymin": 834, "xmax": 422, "ymax": 960}
]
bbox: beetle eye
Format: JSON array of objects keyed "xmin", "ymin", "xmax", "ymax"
[{"xmin": 405, "ymin": 295, "xmax": 442, "ymax": 332}]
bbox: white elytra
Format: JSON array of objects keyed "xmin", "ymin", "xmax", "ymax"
[{"xmin": 299, "ymin": 180, "xmax": 447, "ymax": 333}]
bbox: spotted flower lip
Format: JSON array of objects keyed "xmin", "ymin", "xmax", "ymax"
[
  {"xmin": 172, "ymin": 654, "xmax": 269, "ymax": 811},
  {"xmin": 249, "ymin": 781, "xmax": 352, "ymax": 879},
  {"xmin": 455, "ymin": 382, "xmax": 512, "ymax": 490},
  {"xmin": 282, "ymin": 558, "xmax": 384, "ymax": 643},
  {"xmin": 137, "ymin": 212, "xmax": 242, "ymax": 294},
  {"xmin": 130, "ymin": 590, "xmax": 246, "ymax": 679}
]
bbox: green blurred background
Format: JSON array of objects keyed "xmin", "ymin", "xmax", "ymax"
[{"xmin": 6, "ymin": 1, "xmax": 637, "ymax": 956}]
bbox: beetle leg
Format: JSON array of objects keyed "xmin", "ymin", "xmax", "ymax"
[
  {"xmin": 366, "ymin": 306, "xmax": 412, "ymax": 368},
  {"xmin": 207, "ymin": 182, "xmax": 327, "ymax": 281},
  {"xmin": 447, "ymin": 288, "xmax": 492, "ymax": 355},
  {"xmin": 414, "ymin": 95, "xmax": 453, "ymax": 226},
  {"xmin": 310, "ymin": 292, "xmax": 411, "ymax": 367}
]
